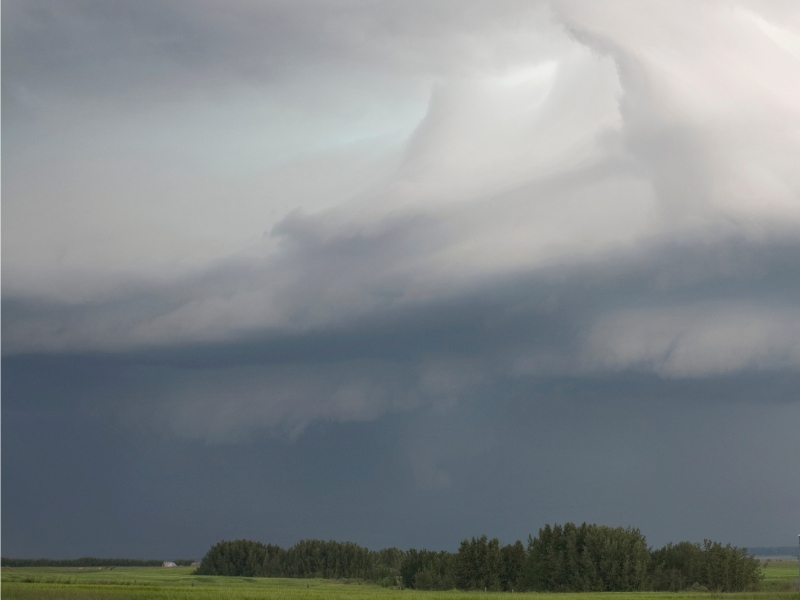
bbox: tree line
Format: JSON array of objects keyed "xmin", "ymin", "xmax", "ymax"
[{"xmin": 196, "ymin": 522, "xmax": 763, "ymax": 592}]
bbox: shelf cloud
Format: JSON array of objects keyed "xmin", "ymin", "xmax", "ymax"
[{"xmin": 3, "ymin": 0, "xmax": 799, "ymax": 558}]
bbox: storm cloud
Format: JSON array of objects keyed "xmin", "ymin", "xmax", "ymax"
[{"xmin": 3, "ymin": 0, "xmax": 799, "ymax": 559}]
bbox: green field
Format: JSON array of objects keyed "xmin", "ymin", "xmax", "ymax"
[
  {"xmin": 759, "ymin": 560, "xmax": 800, "ymax": 592},
  {"xmin": 2, "ymin": 564, "xmax": 798, "ymax": 600}
]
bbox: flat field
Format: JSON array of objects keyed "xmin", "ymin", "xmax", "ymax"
[
  {"xmin": 760, "ymin": 560, "xmax": 800, "ymax": 591},
  {"xmin": 2, "ymin": 565, "xmax": 798, "ymax": 600}
]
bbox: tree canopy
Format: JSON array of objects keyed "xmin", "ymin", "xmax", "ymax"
[{"xmin": 195, "ymin": 523, "xmax": 763, "ymax": 592}]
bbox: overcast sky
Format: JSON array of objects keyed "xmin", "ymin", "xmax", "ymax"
[{"xmin": 3, "ymin": 0, "xmax": 800, "ymax": 559}]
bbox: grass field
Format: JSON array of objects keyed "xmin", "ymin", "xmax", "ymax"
[
  {"xmin": 2, "ymin": 563, "xmax": 798, "ymax": 600},
  {"xmin": 759, "ymin": 560, "xmax": 800, "ymax": 592}
]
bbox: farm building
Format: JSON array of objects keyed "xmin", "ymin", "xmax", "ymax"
[{"xmin": 162, "ymin": 561, "xmax": 178, "ymax": 567}]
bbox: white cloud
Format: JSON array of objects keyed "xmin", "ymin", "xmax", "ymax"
[
  {"xmin": 4, "ymin": 0, "xmax": 800, "ymax": 375},
  {"xmin": 585, "ymin": 303, "xmax": 800, "ymax": 377},
  {"xmin": 560, "ymin": 0, "xmax": 800, "ymax": 226}
]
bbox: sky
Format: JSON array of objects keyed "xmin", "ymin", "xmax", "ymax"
[{"xmin": 2, "ymin": 0, "xmax": 800, "ymax": 559}]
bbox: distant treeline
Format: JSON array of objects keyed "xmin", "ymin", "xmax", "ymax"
[
  {"xmin": 1, "ymin": 557, "xmax": 195, "ymax": 567},
  {"xmin": 197, "ymin": 522, "xmax": 763, "ymax": 592},
  {"xmin": 748, "ymin": 546, "xmax": 798, "ymax": 557}
]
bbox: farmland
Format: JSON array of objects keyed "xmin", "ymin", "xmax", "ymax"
[
  {"xmin": 759, "ymin": 560, "xmax": 800, "ymax": 591},
  {"xmin": 1, "ymin": 561, "xmax": 798, "ymax": 600}
]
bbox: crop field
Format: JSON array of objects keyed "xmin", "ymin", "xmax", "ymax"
[{"xmin": 2, "ymin": 563, "xmax": 798, "ymax": 600}]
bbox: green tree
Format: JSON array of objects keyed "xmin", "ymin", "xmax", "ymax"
[
  {"xmin": 456, "ymin": 535, "xmax": 504, "ymax": 590},
  {"xmin": 501, "ymin": 540, "xmax": 526, "ymax": 591},
  {"xmin": 649, "ymin": 540, "xmax": 762, "ymax": 592},
  {"xmin": 521, "ymin": 523, "xmax": 649, "ymax": 591}
]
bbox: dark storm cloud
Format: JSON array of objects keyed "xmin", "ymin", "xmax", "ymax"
[
  {"xmin": 5, "ymin": 230, "xmax": 799, "ymax": 442},
  {"xmin": 4, "ymin": 0, "xmax": 800, "ymax": 559},
  {"xmin": 4, "ymin": 351, "xmax": 799, "ymax": 557}
]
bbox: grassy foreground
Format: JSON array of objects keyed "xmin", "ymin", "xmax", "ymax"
[{"xmin": 2, "ymin": 563, "xmax": 798, "ymax": 600}]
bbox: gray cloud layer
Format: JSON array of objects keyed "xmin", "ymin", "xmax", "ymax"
[
  {"xmin": 5, "ymin": 0, "xmax": 800, "ymax": 440},
  {"xmin": 5, "ymin": 236, "xmax": 799, "ymax": 442},
  {"xmin": 3, "ymin": 0, "xmax": 799, "ymax": 556}
]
